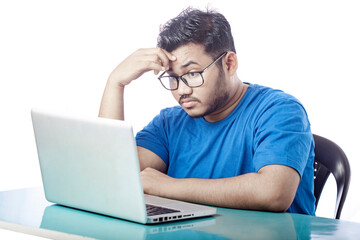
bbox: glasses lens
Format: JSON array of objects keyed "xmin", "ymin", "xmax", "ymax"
[
  {"xmin": 182, "ymin": 72, "xmax": 203, "ymax": 87},
  {"xmin": 159, "ymin": 76, "xmax": 178, "ymax": 90}
]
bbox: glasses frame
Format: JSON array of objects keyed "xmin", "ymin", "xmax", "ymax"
[{"xmin": 158, "ymin": 51, "xmax": 228, "ymax": 91}]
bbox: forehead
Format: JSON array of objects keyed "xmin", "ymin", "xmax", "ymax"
[{"xmin": 170, "ymin": 43, "xmax": 211, "ymax": 67}]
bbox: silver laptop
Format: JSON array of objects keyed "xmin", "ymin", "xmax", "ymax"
[{"xmin": 31, "ymin": 108, "xmax": 216, "ymax": 224}]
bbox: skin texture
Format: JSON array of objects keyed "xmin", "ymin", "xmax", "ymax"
[{"xmin": 99, "ymin": 43, "xmax": 300, "ymax": 212}]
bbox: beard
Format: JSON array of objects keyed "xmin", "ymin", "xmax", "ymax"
[
  {"xmin": 202, "ymin": 80, "xmax": 230, "ymax": 117},
  {"xmin": 190, "ymin": 69, "xmax": 231, "ymax": 118}
]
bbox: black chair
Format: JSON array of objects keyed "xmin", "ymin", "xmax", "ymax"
[{"xmin": 313, "ymin": 134, "xmax": 351, "ymax": 219}]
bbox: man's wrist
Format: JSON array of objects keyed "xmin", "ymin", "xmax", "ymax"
[
  {"xmin": 106, "ymin": 77, "xmax": 126, "ymax": 90},
  {"xmin": 162, "ymin": 177, "xmax": 185, "ymax": 200}
]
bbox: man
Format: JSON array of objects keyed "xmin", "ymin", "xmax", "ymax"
[{"xmin": 99, "ymin": 8, "xmax": 315, "ymax": 215}]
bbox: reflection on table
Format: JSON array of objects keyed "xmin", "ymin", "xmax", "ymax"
[{"xmin": 1, "ymin": 187, "xmax": 360, "ymax": 239}]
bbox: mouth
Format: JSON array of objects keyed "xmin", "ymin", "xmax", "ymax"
[{"xmin": 179, "ymin": 97, "xmax": 200, "ymax": 109}]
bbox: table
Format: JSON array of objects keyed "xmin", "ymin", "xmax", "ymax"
[{"xmin": 0, "ymin": 188, "xmax": 359, "ymax": 239}]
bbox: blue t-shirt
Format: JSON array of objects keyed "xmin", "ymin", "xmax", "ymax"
[{"xmin": 136, "ymin": 83, "xmax": 315, "ymax": 215}]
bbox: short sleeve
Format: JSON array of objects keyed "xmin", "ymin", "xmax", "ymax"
[
  {"xmin": 135, "ymin": 112, "xmax": 169, "ymax": 165},
  {"xmin": 253, "ymin": 98, "xmax": 313, "ymax": 177}
]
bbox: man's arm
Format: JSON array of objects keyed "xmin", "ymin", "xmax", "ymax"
[
  {"xmin": 99, "ymin": 79, "xmax": 125, "ymax": 120},
  {"xmin": 138, "ymin": 146, "xmax": 167, "ymax": 172},
  {"xmin": 98, "ymin": 48, "xmax": 176, "ymax": 120},
  {"xmin": 141, "ymin": 164, "xmax": 300, "ymax": 212},
  {"xmin": 98, "ymin": 48, "xmax": 176, "ymax": 171}
]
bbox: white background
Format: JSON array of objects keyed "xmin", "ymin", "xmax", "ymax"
[{"xmin": 1, "ymin": 0, "xmax": 359, "ymax": 227}]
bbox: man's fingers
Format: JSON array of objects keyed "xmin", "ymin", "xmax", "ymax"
[
  {"xmin": 148, "ymin": 48, "xmax": 177, "ymax": 70},
  {"xmin": 145, "ymin": 61, "xmax": 164, "ymax": 73},
  {"xmin": 159, "ymin": 49, "xmax": 177, "ymax": 70},
  {"xmin": 161, "ymin": 49, "xmax": 177, "ymax": 61},
  {"xmin": 136, "ymin": 48, "xmax": 176, "ymax": 71}
]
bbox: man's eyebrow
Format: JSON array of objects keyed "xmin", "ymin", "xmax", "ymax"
[
  {"xmin": 181, "ymin": 60, "xmax": 199, "ymax": 69},
  {"xmin": 167, "ymin": 60, "xmax": 199, "ymax": 73}
]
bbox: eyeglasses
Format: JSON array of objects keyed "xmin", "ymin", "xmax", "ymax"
[{"xmin": 158, "ymin": 52, "xmax": 227, "ymax": 91}]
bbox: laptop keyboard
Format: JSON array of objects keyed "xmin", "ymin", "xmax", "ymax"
[{"xmin": 146, "ymin": 204, "xmax": 181, "ymax": 216}]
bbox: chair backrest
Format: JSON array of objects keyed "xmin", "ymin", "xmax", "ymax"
[{"xmin": 313, "ymin": 134, "xmax": 351, "ymax": 219}]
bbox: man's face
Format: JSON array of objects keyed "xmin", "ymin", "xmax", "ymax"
[{"xmin": 167, "ymin": 44, "xmax": 231, "ymax": 119}]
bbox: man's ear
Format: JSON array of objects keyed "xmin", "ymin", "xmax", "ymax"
[{"xmin": 224, "ymin": 52, "xmax": 238, "ymax": 76}]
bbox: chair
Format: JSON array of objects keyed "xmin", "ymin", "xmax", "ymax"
[{"xmin": 313, "ymin": 134, "xmax": 351, "ymax": 219}]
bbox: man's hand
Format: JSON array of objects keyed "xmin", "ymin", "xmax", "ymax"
[
  {"xmin": 108, "ymin": 48, "xmax": 177, "ymax": 87},
  {"xmin": 140, "ymin": 167, "xmax": 176, "ymax": 197},
  {"xmin": 99, "ymin": 48, "xmax": 176, "ymax": 120}
]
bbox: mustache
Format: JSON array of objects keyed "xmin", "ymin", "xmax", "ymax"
[{"xmin": 179, "ymin": 95, "xmax": 200, "ymax": 104}]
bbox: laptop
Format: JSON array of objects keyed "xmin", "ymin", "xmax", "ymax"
[{"xmin": 31, "ymin": 108, "xmax": 216, "ymax": 224}]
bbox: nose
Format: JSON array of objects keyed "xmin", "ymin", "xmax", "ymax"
[{"xmin": 176, "ymin": 78, "xmax": 193, "ymax": 96}]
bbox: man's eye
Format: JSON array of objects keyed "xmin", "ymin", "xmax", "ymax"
[
  {"xmin": 189, "ymin": 72, "xmax": 197, "ymax": 77},
  {"xmin": 187, "ymin": 72, "xmax": 201, "ymax": 78}
]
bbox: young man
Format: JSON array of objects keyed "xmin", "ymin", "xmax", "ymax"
[{"xmin": 99, "ymin": 8, "xmax": 315, "ymax": 215}]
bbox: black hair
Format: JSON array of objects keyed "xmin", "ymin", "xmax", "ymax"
[{"xmin": 157, "ymin": 7, "xmax": 236, "ymax": 59}]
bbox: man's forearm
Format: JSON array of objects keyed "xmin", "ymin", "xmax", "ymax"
[
  {"xmin": 141, "ymin": 165, "xmax": 299, "ymax": 212},
  {"xmin": 98, "ymin": 79, "xmax": 125, "ymax": 120},
  {"xmin": 166, "ymin": 174, "xmax": 281, "ymax": 211}
]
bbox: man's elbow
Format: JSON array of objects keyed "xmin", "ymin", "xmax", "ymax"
[
  {"xmin": 255, "ymin": 165, "xmax": 300, "ymax": 212},
  {"xmin": 265, "ymin": 191, "xmax": 295, "ymax": 212}
]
